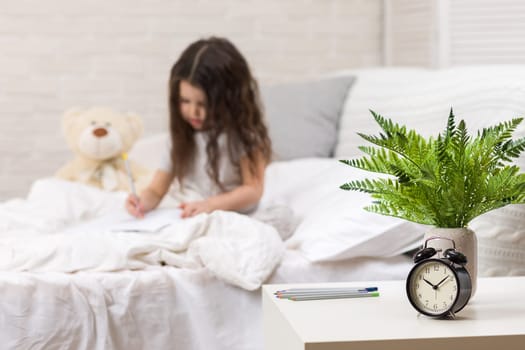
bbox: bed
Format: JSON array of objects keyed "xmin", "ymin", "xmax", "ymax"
[
  {"xmin": 0, "ymin": 150, "xmax": 421, "ymax": 349},
  {"xmin": 2, "ymin": 66, "xmax": 524, "ymax": 349},
  {"xmin": 0, "ymin": 158, "xmax": 418, "ymax": 350}
]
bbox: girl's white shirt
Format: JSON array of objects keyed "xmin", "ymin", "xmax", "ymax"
[{"xmin": 159, "ymin": 132, "xmax": 242, "ymax": 203}]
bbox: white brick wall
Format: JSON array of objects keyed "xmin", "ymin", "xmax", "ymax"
[{"xmin": 0, "ymin": 0, "xmax": 383, "ymax": 199}]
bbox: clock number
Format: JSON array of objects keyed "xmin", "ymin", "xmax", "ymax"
[
  {"xmin": 425, "ymin": 267, "xmax": 430, "ymax": 274},
  {"xmin": 434, "ymin": 264, "xmax": 439, "ymax": 272}
]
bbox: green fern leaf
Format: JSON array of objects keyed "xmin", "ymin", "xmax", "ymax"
[{"xmin": 340, "ymin": 110, "xmax": 525, "ymax": 227}]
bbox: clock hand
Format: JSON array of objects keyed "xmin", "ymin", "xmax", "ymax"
[
  {"xmin": 435, "ymin": 276, "xmax": 450, "ymax": 289},
  {"xmin": 423, "ymin": 278, "xmax": 436, "ymax": 288}
]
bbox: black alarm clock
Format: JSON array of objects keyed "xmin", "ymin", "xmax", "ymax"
[{"xmin": 406, "ymin": 237, "xmax": 472, "ymax": 318}]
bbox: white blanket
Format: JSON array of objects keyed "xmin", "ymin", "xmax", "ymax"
[{"xmin": 0, "ymin": 178, "xmax": 284, "ymax": 290}]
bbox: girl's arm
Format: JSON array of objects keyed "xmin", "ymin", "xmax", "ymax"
[
  {"xmin": 126, "ymin": 169, "xmax": 173, "ymax": 218},
  {"xmin": 179, "ymin": 152, "xmax": 266, "ymax": 218}
]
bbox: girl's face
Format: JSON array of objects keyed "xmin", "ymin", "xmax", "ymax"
[{"xmin": 179, "ymin": 80, "xmax": 207, "ymax": 130}]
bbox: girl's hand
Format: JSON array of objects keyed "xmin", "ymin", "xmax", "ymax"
[
  {"xmin": 125, "ymin": 194, "xmax": 144, "ymax": 218},
  {"xmin": 179, "ymin": 200, "xmax": 214, "ymax": 218},
  {"xmin": 125, "ymin": 188, "xmax": 162, "ymax": 218},
  {"xmin": 124, "ymin": 170, "xmax": 170, "ymax": 218}
]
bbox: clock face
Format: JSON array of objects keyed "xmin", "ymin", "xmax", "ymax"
[{"xmin": 407, "ymin": 260, "xmax": 459, "ymax": 316}]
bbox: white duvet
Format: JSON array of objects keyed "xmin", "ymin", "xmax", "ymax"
[{"xmin": 0, "ymin": 178, "xmax": 284, "ymax": 290}]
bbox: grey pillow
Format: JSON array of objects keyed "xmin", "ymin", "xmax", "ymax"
[{"xmin": 260, "ymin": 76, "xmax": 355, "ymax": 160}]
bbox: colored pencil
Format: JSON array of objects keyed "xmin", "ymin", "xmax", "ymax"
[
  {"xmin": 275, "ymin": 287, "xmax": 377, "ymax": 295},
  {"xmin": 290, "ymin": 291, "xmax": 380, "ymax": 301},
  {"xmin": 122, "ymin": 152, "xmax": 137, "ymax": 197}
]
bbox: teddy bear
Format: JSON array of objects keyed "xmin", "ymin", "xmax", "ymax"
[{"xmin": 56, "ymin": 107, "xmax": 152, "ymax": 192}]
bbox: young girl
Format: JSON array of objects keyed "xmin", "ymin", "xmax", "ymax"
[{"xmin": 125, "ymin": 37, "xmax": 272, "ymax": 219}]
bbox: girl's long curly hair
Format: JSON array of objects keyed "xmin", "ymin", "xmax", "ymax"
[{"xmin": 168, "ymin": 37, "xmax": 272, "ymax": 189}]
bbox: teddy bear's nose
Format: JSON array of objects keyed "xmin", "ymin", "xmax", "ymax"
[{"xmin": 93, "ymin": 128, "xmax": 108, "ymax": 137}]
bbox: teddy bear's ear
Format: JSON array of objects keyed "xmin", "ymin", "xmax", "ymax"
[
  {"xmin": 62, "ymin": 107, "xmax": 84, "ymax": 135},
  {"xmin": 126, "ymin": 112, "xmax": 144, "ymax": 141}
]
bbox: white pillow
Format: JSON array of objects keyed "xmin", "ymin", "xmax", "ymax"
[
  {"xmin": 470, "ymin": 205, "xmax": 525, "ymax": 276},
  {"xmin": 263, "ymin": 158, "xmax": 426, "ymax": 262},
  {"xmin": 287, "ymin": 191, "xmax": 426, "ymax": 262}
]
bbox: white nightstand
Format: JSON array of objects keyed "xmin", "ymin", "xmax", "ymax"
[{"xmin": 263, "ymin": 276, "xmax": 525, "ymax": 350}]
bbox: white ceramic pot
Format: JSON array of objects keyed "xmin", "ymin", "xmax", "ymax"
[{"xmin": 423, "ymin": 227, "xmax": 478, "ymax": 297}]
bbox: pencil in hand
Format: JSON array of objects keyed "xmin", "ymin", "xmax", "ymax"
[{"xmin": 122, "ymin": 152, "xmax": 143, "ymax": 217}]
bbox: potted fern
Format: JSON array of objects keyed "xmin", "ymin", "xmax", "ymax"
[{"xmin": 340, "ymin": 109, "xmax": 525, "ymax": 293}]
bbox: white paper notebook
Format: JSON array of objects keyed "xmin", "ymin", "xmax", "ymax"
[
  {"xmin": 63, "ymin": 208, "xmax": 183, "ymax": 234},
  {"xmin": 109, "ymin": 208, "xmax": 183, "ymax": 233}
]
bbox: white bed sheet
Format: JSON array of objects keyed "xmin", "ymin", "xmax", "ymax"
[{"xmin": 0, "ymin": 250, "xmax": 412, "ymax": 350}]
